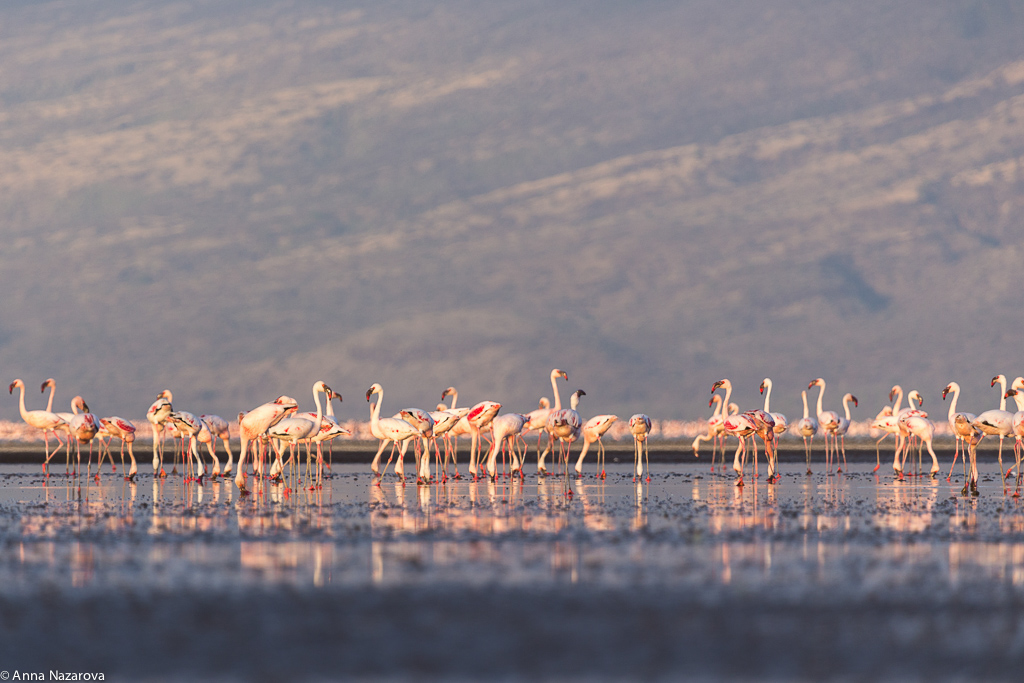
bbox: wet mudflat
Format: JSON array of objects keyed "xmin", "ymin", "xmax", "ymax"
[{"xmin": 1, "ymin": 458, "xmax": 1024, "ymax": 681}]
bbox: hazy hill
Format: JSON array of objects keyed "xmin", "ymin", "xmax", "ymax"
[{"xmin": 1, "ymin": 0, "xmax": 1023, "ymax": 423}]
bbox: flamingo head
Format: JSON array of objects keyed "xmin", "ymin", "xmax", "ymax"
[
  {"xmin": 708, "ymin": 396, "xmax": 716, "ymax": 408},
  {"xmin": 942, "ymin": 384, "xmax": 951, "ymax": 400},
  {"xmin": 850, "ymin": 395, "xmax": 859, "ymax": 407},
  {"xmin": 329, "ymin": 389, "xmax": 342, "ymax": 403},
  {"xmin": 759, "ymin": 381, "xmax": 766, "ymax": 394},
  {"xmin": 808, "ymin": 378, "xmax": 823, "ymax": 390},
  {"xmin": 41, "ymin": 378, "xmax": 55, "ymax": 393},
  {"xmin": 8, "ymin": 379, "xmax": 23, "ymax": 394},
  {"xmin": 441, "ymin": 386, "xmax": 455, "ymax": 400},
  {"xmin": 366, "ymin": 383, "xmax": 383, "ymax": 402},
  {"xmin": 711, "ymin": 379, "xmax": 727, "ymax": 393},
  {"xmin": 992, "ymin": 375, "xmax": 1002, "ymax": 387},
  {"xmin": 889, "ymin": 385, "xmax": 900, "ymax": 401},
  {"xmin": 1006, "ymin": 390, "xmax": 1018, "ymax": 399}
]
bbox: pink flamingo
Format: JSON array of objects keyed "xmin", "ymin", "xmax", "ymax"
[
  {"xmin": 201, "ymin": 414, "xmax": 234, "ymax": 476},
  {"xmin": 830, "ymin": 393, "xmax": 858, "ymax": 473},
  {"xmin": 234, "ymin": 395, "xmax": 299, "ymax": 493},
  {"xmin": 534, "ymin": 369, "xmax": 569, "ymax": 474},
  {"xmin": 485, "ymin": 412, "xmax": 528, "ymax": 480},
  {"xmin": 575, "ymin": 414, "xmax": 618, "ymax": 478},
  {"xmin": 97, "ymin": 417, "xmax": 139, "ymax": 480},
  {"xmin": 808, "ymin": 378, "xmax": 840, "ymax": 473},
  {"xmin": 146, "ymin": 390, "xmax": 173, "ymax": 475},
  {"xmin": 366, "ymin": 383, "xmax": 419, "ymax": 481},
  {"xmin": 629, "ymin": 413, "xmax": 652, "ymax": 483},
  {"xmin": 972, "ymin": 375, "xmax": 1016, "ymax": 479},
  {"xmin": 942, "ymin": 382, "xmax": 977, "ymax": 481},
  {"xmin": 9, "ymin": 379, "xmax": 68, "ymax": 474},
  {"xmin": 548, "ymin": 390, "xmax": 584, "ymax": 491},
  {"xmin": 792, "ymin": 390, "xmax": 818, "ymax": 475},
  {"xmin": 267, "ymin": 381, "xmax": 332, "ymax": 487}
]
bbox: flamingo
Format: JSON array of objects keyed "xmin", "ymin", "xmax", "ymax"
[
  {"xmin": 235, "ymin": 395, "xmax": 299, "ymax": 493},
  {"xmin": 808, "ymin": 378, "xmax": 840, "ymax": 473},
  {"xmin": 200, "ymin": 414, "xmax": 234, "ymax": 476},
  {"xmin": 892, "ymin": 389, "xmax": 928, "ymax": 478},
  {"xmin": 429, "ymin": 403, "xmax": 463, "ymax": 480},
  {"xmin": 534, "ymin": 369, "xmax": 569, "ymax": 474},
  {"xmin": 167, "ymin": 411, "xmax": 208, "ymax": 482},
  {"xmin": 711, "ymin": 378, "xmax": 757, "ymax": 484},
  {"xmin": 574, "ymin": 414, "xmax": 618, "ymax": 478},
  {"xmin": 942, "ymin": 382, "xmax": 978, "ymax": 481},
  {"xmin": 898, "ymin": 411, "xmax": 940, "ymax": 478},
  {"xmin": 759, "ymin": 378, "xmax": 789, "ymax": 437},
  {"xmin": 397, "ymin": 407, "xmax": 438, "ymax": 482},
  {"xmin": 547, "ymin": 390, "xmax": 584, "ymax": 490},
  {"xmin": 97, "ymin": 417, "xmax": 139, "ymax": 480},
  {"xmin": 1003, "ymin": 388, "xmax": 1024, "ymax": 496},
  {"xmin": 972, "ymin": 375, "xmax": 1015, "ymax": 479},
  {"xmin": 869, "ymin": 404, "xmax": 895, "ymax": 473},
  {"xmin": 692, "ymin": 394, "xmax": 726, "ymax": 468},
  {"xmin": 485, "ymin": 412, "xmax": 528, "ymax": 480},
  {"xmin": 629, "ymin": 413, "xmax": 652, "ymax": 483},
  {"xmin": 39, "ymin": 378, "xmax": 76, "ymax": 471},
  {"xmin": 465, "ymin": 400, "xmax": 503, "ymax": 478},
  {"xmin": 146, "ymin": 390, "xmax": 173, "ymax": 475},
  {"xmin": 792, "ymin": 390, "xmax": 818, "ymax": 475},
  {"xmin": 40, "ymin": 380, "xmax": 100, "ymax": 475},
  {"xmin": 366, "ymin": 383, "xmax": 419, "ymax": 482},
  {"xmin": 267, "ymin": 381, "xmax": 332, "ymax": 487},
  {"xmin": 9, "ymin": 379, "xmax": 68, "ymax": 473},
  {"xmin": 438, "ymin": 386, "xmax": 471, "ymax": 476},
  {"xmin": 829, "ymin": 393, "xmax": 858, "ymax": 473},
  {"xmin": 744, "ymin": 408, "xmax": 778, "ymax": 482}
]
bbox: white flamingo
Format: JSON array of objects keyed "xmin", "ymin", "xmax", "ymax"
[
  {"xmin": 942, "ymin": 382, "xmax": 977, "ymax": 482},
  {"xmin": 267, "ymin": 381, "xmax": 332, "ymax": 486},
  {"xmin": 485, "ymin": 412, "xmax": 528, "ymax": 480},
  {"xmin": 97, "ymin": 417, "xmax": 139, "ymax": 480},
  {"xmin": 712, "ymin": 378, "xmax": 757, "ymax": 484},
  {"xmin": 201, "ymin": 414, "xmax": 234, "ymax": 477},
  {"xmin": 146, "ymin": 390, "xmax": 173, "ymax": 475},
  {"xmin": 898, "ymin": 411, "xmax": 940, "ymax": 478},
  {"xmin": 629, "ymin": 413, "xmax": 652, "ymax": 483},
  {"xmin": 439, "ymin": 386, "xmax": 471, "ymax": 476},
  {"xmin": 893, "ymin": 389, "xmax": 927, "ymax": 478},
  {"xmin": 548, "ymin": 390, "xmax": 584, "ymax": 489},
  {"xmin": 41, "ymin": 380, "xmax": 99, "ymax": 475},
  {"xmin": 235, "ymin": 395, "xmax": 299, "ymax": 493},
  {"xmin": 830, "ymin": 393, "xmax": 858, "ymax": 473},
  {"xmin": 535, "ymin": 369, "xmax": 569, "ymax": 474},
  {"xmin": 574, "ymin": 414, "xmax": 618, "ymax": 478},
  {"xmin": 759, "ymin": 378, "xmax": 789, "ymax": 437},
  {"xmin": 466, "ymin": 400, "xmax": 503, "ymax": 478},
  {"xmin": 9, "ymin": 379, "xmax": 68, "ymax": 474},
  {"xmin": 808, "ymin": 378, "xmax": 840, "ymax": 473},
  {"xmin": 366, "ymin": 383, "xmax": 419, "ymax": 481},
  {"xmin": 167, "ymin": 411, "xmax": 208, "ymax": 482},
  {"xmin": 792, "ymin": 390, "xmax": 818, "ymax": 475},
  {"xmin": 1004, "ymin": 388, "xmax": 1024, "ymax": 496},
  {"xmin": 972, "ymin": 375, "xmax": 1015, "ymax": 478}
]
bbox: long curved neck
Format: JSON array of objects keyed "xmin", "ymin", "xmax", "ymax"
[
  {"xmin": 326, "ymin": 395, "xmax": 336, "ymax": 419},
  {"xmin": 801, "ymin": 391, "xmax": 809, "ymax": 419},
  {"xmin": 763, "ymin": 380, "xmax": 772, "ymax": 413},
  {"xmin": 947, "ymin": 385, "xmax": 959, "ymax": 422},
  {"xmin": 44, "ymin": 383, "xmax": 55, "ymax": 413},
  {"xmin": 843, "ymin": 396, "xmax": 853, "ymax": 420},
  {"xmin": 891, "ymin": 386, "xmax": 903, "ymax": 413},
  {"xmin": 711, "ymin": 396, "xmax": 722, "ymax": 419},
  {"xmin": 551, "ymin": 372, "xmax": 563, "ymax": 411},
  {"xmin": 448, "ymin": 389, "xmax": 458, "ymax": 410},
  {"xmin": 312, "ymin": 386, "xmax": 324, "ymax": 424},
  {"xmin": 16, "ymin": 384, "xmax": 30, "ymax": 422},
  {"xmin": 815, "ymin": 381, "xmax": 825, "ymax": 416},
  {"xmin": 570, "ymin": 393, "xmax": 579, "ymax": 410},
  {"xmin": 720, "ymin": 380, "xmax": 732, "ymax": 412},
  {"xmin": 369, "ymin": 390, "xmax": 382, "ymax": 427},
  {"xmin": 997, "ymin": 376, "xmax": 1007, "ymax": 411}
]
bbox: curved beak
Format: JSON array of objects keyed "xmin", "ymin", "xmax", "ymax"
[
  {"xmin": 365, "ymin": 388, "xmax": 373, "ymax": 402},
  {"xmin": 852, "ymin": 396, "xmax": 859, "ymax": 407}
]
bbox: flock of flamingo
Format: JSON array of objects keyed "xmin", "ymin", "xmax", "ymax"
[
  {"xmin": 6, "ymin": 370, "xmax": 652, "ymax": 497},
  {"xmin": 692, "ymin": 374, "xmax": 1024, "ymax": 497},
  {"xmin": 8, "ymin": 370, "xmax": 1024, "ymax": 497}
]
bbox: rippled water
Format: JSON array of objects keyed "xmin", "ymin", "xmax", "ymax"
[{"xmin": 4, "ymin": 459, "xmax": 1024, "ymax": 596}]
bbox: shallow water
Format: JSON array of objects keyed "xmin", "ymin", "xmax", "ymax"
[{"xmin": 3, "ymin": 460, "xmax": 1024, "ymax": 680}]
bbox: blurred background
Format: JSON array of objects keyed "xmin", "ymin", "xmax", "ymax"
[{"xmin": 1, "ymin": 0, "xmax": 1023, "ymax": 422}]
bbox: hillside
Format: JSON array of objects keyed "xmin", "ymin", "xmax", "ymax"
[{"xmin": 1, "ymin": 0, "xmax": 1023, "ymax": 422}]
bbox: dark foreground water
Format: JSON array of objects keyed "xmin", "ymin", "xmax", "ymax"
[{"xmin": 1, "ymin": 455, "xmax": 1024, "ymax": 681}]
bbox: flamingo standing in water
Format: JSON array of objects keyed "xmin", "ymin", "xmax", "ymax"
[
  {"xmin": 808, "ymin": 378, "xmax": 841, "ymax": 473},
  {"xmin": 972, "ymin": 375, "xmax": 1014, "ymax": 479},
  {"xmin": 397, "ymin": 407, "xmax": 438, "ymax": 482},
  {"xmin": 692, "ymin": 394, "xmax": 727, "ymax": 469},
  {"xmin": 267, "ymin": 381, "xmax": 332, "ymax": 487},
  {"xmin": 792, "ymin": 390, "xmax": 818, "ymax": 475},
  {"xmin": 466, "ymin": 400, "xmax": 503, "ymax": 478},
  {"xmin": 97, "ymin": 417, "xmax": 139, "ymax": 480},
  {"xmin": 41, "ymin": 380, "xmax": 99, "ymax": 475},
  {"xmin": 485, "ymin": 412, "xmax": 528, "ymax": 480},
  {"xmin": 439, "ymin": 386, "xmax": 471, "ymax": 476},
  {"xmin": 147, "ymin": 390, "xmax": 173, "ymax": 475},
  {"xmin": 942, "ymin": 382, "xmax": 978, "ymax": 481},
  {"xmin": 366, "ymin": 383, "xmax": 419, "ymax": 481},
  {"xmin": 898, "ymin": 410, "xmax": 940, "ymax": 478},
  {"xmin": 535, "ymin": 369, "xmax": 568, "ymax": 474},
  {"xmin": 711, "ymin": 378, "xmax": 757, "ymax": 484},
  {"xmin": 548, "ymin": 390, "xmax": 584, "ymax": 491},
  {"xmin": 430, "ymin": 402, "xmax": 463, "ymax": 481},
  {"xmin": 9, "ymin": 379, "xmax": 68, "ymax": 474},
  {"xmin": 201, "ymin": 414, "xmax": 234, "ymax": 477},
  {"xmin": 629, "ymin": 413, "xmax": 652, "ymax": 483},
  {"xmin": 759, "ymin": 378, "xmax": 789, "ymax": 437},
  {"xmin": 235, "ymin": 395, "xmax": 299, "ymax": 493},
  {"xmin": 828, "ymin": 393, "xmax": 858, "ymax": 473},
  {"xmin": 1003, "ymin": 388, "xmax": 1024, "ymax": 496},
  {"xmin": 869, "ymin": 404, "xmax": 895, "ymax": 473},
  {"xmin": 575, "ymin": 414, "xmax": 618, "ymax": 478}
]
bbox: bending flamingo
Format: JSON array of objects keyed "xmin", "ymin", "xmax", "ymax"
[
  {"xmin": 629, "ymin": 413, "xmax": 652, "ymax": 483},
  {"xmin": 575, "ymin": 414, "xmax": 618, "ymax": 478}
]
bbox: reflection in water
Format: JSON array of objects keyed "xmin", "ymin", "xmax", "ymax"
[{"xmin": 4, "ymin": 463, "xmax": 1024, "ymax": 594}]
